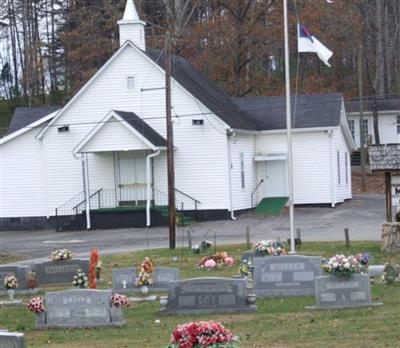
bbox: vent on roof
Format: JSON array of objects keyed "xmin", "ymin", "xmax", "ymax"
[
  {"xmin": 57, "ymin": 125, "xmax": 70, "ymax": 133},
  {"xmin": 192, "ymin": 119, "xmax": 204, "ymax": 126}
]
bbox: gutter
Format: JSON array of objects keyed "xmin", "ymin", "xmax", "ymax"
[
  {"xmin": 146, "ymin": 148, "xmax": 161, "ymax": 226},
  {"xmin": 226, "ymin": 130, "xmax": 236, "ymax": 220}
]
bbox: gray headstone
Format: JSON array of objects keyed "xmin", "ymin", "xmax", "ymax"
[
  {"xmin": 0, "ymin": 332, "xmax": 26, "ymax": 348},
  {"xmin": 112, "ymin": 268, "xmax": 135, "ymax": 293},
  {"xmin": 309, "ymin": 274, "xmax": 382, "ymax": 309},
  {"xmin": 39, "ymin": 289, "xmax": 124, "ymax": 328},
  {"xmin": 112, "ymin": 267, "xmax": 180, "ymax": 293},
  {"xmin": 252, "ymin": 255, "xmax": 322, "ymax": 297},
  {"xmin": 161, "ymin": 277, "xmax": 256, "ymax": 315},
  {"xmin": 33, "ymin": 259, "xmax": 89, "ymax": 285},
  {"xmin": 368, "ymin": 265, "xmax": 385, "ymax": 277},
  {"xmin": 0, "ymin": 266, "xmax": 38, "ymax": 295}
]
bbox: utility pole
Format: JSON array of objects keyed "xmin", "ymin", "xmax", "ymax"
[
  {"xmin": 283, "ymin": 0, "xmax": 296, "ymax": 254},
  {"xmin": 358, "ymin": 47, "xmax": 366, "ymax": 192},
  {"xmin": 165, "ymin": 30, "xmax": 176, "ymax": 249}
]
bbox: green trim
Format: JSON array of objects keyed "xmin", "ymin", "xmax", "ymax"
[{"xmin": 255, "ymin": 197, "xmax": 288, "ymax": 215}]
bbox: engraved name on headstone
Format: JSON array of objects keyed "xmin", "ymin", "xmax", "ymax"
[
  {"xmin": 38, "ymin": 289, "xmax": 124, "ymax": 328},
  {"xmin": 309, "ymin": 274, "xmax": 382, "ymax": 309},
  {"xmin": 161, "ymin": 277, "xmax": 256, "ymax": 315},
  {"xmin": 252, "ymin": 255, "xmax": 322, "ymax": 297},
  {"xmin": 34, "ymin": 259, "xmax": 89, "ymax": 285},
  {"xmin": 0, "ymin": 331, "xmax": 26, "ymax": 348}
]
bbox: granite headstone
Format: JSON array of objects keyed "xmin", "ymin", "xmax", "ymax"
[
  {"xmin": 308, "ymin": 274, "xmax": 382, "ymax": 309},
  {"xmin": 161, "ymin": 277, "xmax": 256, "ymax": 315},
  {"xmin": 37, "ymin": 289, "xmax": 124, "ymax": 328},
  {"xmin": 112, "ymin": 267, "xmax": 180, "ymax": 293},
  {"xmin": 33, "ymin": 259, "xmax": 89, "ymax": 285},
  {"xmin": 252, "ymin": 255, "xmax": 322, "ymax": 297},
  {"xmin": 0, "ymin": 331, "xmax": 26, "ymax": 348},
  {"xmin": 368, "ymin": 265, "xmax": 385, "ymax": 278},
  {"xmin": 0, "ymin": 265, "xmax": 38, "ymax": 295}
]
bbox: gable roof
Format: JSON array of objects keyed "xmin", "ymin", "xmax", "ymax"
[
  {"xmin": 368, "ymin": 144, "xmax": 400, "ymax": 171},
  {"xmin": 7, "ymin": 106, "xmax": 60, "ymax": 135},
  {"xmin": 113, "ymin": 110, "xmax": 167, "ymax": 147},
  {"xmin": 145, "ymin": 48, "xmax": 252, "ymax": 130},
  {"xmin": 73, "ymin": 110, "xmax": 166, "ymax": 154},
  {"xmin": 345, "ymin": 97, "xmax": 400, "ymax": 113},
  {"xmin": 233, "ymin": 93, "xmax": 343, "ymax": 131}
]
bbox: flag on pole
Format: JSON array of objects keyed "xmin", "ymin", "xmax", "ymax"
[{"xmin": 297, "ymin": 24, "xmax": 333, "ymax": 67}]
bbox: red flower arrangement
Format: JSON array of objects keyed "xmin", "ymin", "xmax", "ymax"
[
  {"xmin": 27, "ymin": 297, "xmax": 45, "ymax": 313},
  {"xmin": 111, "ymin": 293, "xmax": 130, "ymax": 307},
  {"xmin": 168, "ymin": 321, "xmax": 239, "ymax": 348},
  {"xmin": 89, "ymin": 249, "xmax": 100, "ymax": 289}
]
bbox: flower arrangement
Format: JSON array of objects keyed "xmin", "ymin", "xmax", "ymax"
[
  {"xmin": 111, "ymin": 293, "xmax": 131, "ymax": 307},
  {"xmin": 4, "ymin": 275, "xmax": 18, "ymax": 289},
  {"xmin": 27, "ymin": 297, "xmax": 45, "ymax": 313},
  {"xmin": 89, "ymin": 249, "xmax": 100, "ymax": 289},
  {"xmin": 252, "ymin": 240, "xmax": 287, "ymax": 256},
  {"xmin": 380, "ymin": 263, "xmax": 400, "ymax": 285},
  {"xmin": 198, "ymin": 252, "xmax": 235, "ymax": 269},
  {"xmin": 27, "ymin": 271, "xmax": 39, "ymax": 289},
  {"xmin": 72, "ymin": 269, "xmax": 88, "ymax": 288},
  {"xmin": 356, "ymin": 253, "xmax": 373, "ymax": 273},
  {"xmin": 51, "ymin": 249, "xmax": 73, "ymax": 261},
  {"xmin": 168, "ymin": 321, "xmax": 239, "ymax": 348},
  {"xmin": 135, "ymin": 257, "xmax": 154, "ymax": 287},
  {"xmin": 322, "ymin": 254, "xmax": 360, "ymax": 278}
]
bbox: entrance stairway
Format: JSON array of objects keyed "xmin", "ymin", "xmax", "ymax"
[{"xmin": 255, "ymin": 197, "xmax": 289, "ymax": 215}]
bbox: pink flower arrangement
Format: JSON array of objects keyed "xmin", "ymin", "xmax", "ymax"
[
  {"xmin": 198, "ymin": 252, "xmax": 235, "ymax": 269},
  {"xmin": 204, "ymin": 259, "xmax": 216, "ymax": 269},
  {"xmin": 27, "ymin": 297, "xmax": 45, "ymax": 313},
  {"xmin": 168, "ymin": 321, "xmax": 239, "ymax": 348},
  {"xmin": 111, "ymin": 293, "xmax": 131, "ymax": 307}
]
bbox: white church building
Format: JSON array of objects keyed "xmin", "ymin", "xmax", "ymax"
[{"xmin": 0, "ymin": 0, "xmax": 356, "ymax": 231}]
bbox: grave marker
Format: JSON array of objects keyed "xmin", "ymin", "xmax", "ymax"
[
  {"xmin": 252, "ymin": 255, "xmax": 322, "ymax": 297},
  {"xmin": 37, "ymin": 289, "xmax": 124, "ymax": 328},
  {"xmin": 308, "ymin": 274, "xmax": 382, "ymax": 309},
  {"xmin": 33, "ymin": 259, "xmax": 89, "ymax": 285},
  {"xmin": 161, "ymin": 277, "xmax": 256, "ymax": 315},
  {"xmin": 0, "ymin": 332, "xmax": 26, "ymax": 348},
  {"xmin": 0, "ymin": 265, "xmax": 38, "ymax": 295}
]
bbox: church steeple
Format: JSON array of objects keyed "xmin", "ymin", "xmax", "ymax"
[{"xmin": 118, "ymin": 0, "xmax": 146, "ymax": 50}]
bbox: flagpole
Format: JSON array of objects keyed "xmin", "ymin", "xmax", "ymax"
[{"xmin": 283, "ymin": 0, "xmax": 296, "ymax": 254}]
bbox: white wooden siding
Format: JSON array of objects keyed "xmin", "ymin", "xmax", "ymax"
[
  {"xmin": 80, "ymin": 117, "xmax": 151, "ymax": 153},
  {"xmin": 333, "ymin": 128, "xmax": 352, "ymax": 203},
  {"xmin": 0, "ymin": 127, "xmax": 47, "ymax": 217},
  {"xmin": 255, "ymin": 131, "xmax": 332, "ymax": 205}
]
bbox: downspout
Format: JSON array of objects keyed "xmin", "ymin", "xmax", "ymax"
[
  {"xmin": 82, "ymin": 153, "xmax": 91, "ymax": 229},
  {"xmin": 226, "ymin": 131, "xmax": 236, "ymax": 220},
  {"xmin": 328, "ymin": 130, "xmax": 336, "ymax": 207},
  {"xmin": 146, "ymin": 148, "xmax": 161, "ymax": 226}
]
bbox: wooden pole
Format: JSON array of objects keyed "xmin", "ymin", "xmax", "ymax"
[
  {"xmin": 385, "ymin": 171, "xmax": 392, "ymax": 222},
  {"xmin": 245, "ymin": 226, "xmax": 251, "ymax": 249},
  {"xmin": 344, "ymin": 228, "xmax": 350, "ymax": 248},
  {"xmin": 165, "ymin": 30, "xmax": 176, "ymax": 249},
  {"xmin": 358, "ymin": 47, "xmax": 366, "ymax": 192}
]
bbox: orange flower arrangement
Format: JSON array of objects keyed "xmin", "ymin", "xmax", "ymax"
[{"xmin": 89, "ymin": 249, "xmax": 99, "ymax": 289}]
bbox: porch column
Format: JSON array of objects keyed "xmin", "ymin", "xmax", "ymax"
[
  {"xmin": 81, "ymin": 153, "xmax": 91, "ymax": 229},
  {"xmin": 146, "ymin": 149, "xmax": 161, "ymax": 226}
]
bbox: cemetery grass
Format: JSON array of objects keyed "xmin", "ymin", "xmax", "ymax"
[{"xmin": 1, "ymin": 241, "xmax": 399, "ymax": 348}]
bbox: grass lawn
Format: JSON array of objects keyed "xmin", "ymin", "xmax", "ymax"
[{"xmin": 1, "ymin": 241, "xmax": 399, "ymax": 348}]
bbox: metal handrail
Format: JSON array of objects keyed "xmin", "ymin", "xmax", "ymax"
[
  {"xmin": 72, "ymin": 188, "xmax": 103, "ymax": 213},
  {"xmin": 251, "ymin": 179, "xmax": 264, "ymax": 208},
  {"xmin": 175, "ymin": 188, "xmax": 201, "ymax": 210},
  {"xmin": 56, "ymin": 191, "xmax": 84, "ymax": 212}
]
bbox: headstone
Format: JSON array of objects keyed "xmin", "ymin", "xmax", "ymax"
[
  {"xmin": 0, "ymin": 331, "xmax": 26, "ymax": 348},
  {"xmin": 308, "ymin": 274, "xmax": 382, "ymax": 310},
  {"xmin": 252, "ymin": 255, "xmax": 322, "ymax": 297},
  {"xmin": 161, "ymin": 277, "xmax": 256, "ymax": 315},
  {"xmin": 0, "ymin": 265, "xmax": 38, "ymax": 295},
  {"xmin": 38, "ymin": 289, "xmax": 124, "ymax": 328},
  {"xmin": 112, "ymin": 268, "xmax": 135, "ymax": 293},
  {"xmin": 33, "ymin": 259, "xmax": 89, "ymax": 285},
  {"xmin": 112, "ymin": 267, "xmax": 180, "ymax": 293},
  {"xmin": 368, "ymin": 265, "xmax": 385, "ymax": 278}
]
